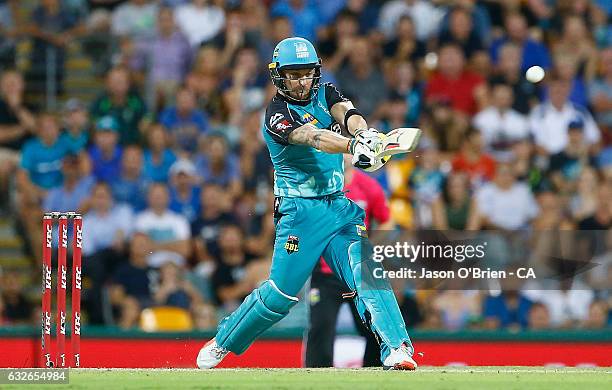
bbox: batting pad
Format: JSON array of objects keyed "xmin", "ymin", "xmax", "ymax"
[{"xmin": 216, "ymin": 280, "xmax": 298, "ymax": 354}]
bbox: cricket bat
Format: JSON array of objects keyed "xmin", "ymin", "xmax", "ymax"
[{"xmin": 376, "ymin": 127, "xmax": 422, "ymax": 159}]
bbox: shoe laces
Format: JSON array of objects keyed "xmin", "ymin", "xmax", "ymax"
[{"xmin": 211, "ymin": 345, "xmax": 228, "ymax": 359}]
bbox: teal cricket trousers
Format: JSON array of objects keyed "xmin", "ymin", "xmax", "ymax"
[{"xmin": 215, "ymin": 192, "xmax": 413, "ymax": 362}]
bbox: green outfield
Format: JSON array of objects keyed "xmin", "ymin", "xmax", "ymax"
[{"xmin": 4, "ymin": 367, "xmax": 611, "ymax": 390}]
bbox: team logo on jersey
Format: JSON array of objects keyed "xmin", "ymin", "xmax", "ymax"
[
  {"xmin": 301, "ymin": 113, "xmax": 318, "ymax": 126},
  {"xmin": 295, "ymin": 42, "xmax": 310, "ymax": 58},
  {"xmin": 285, "ymin": 235, "xmax": 300, "ymax": 254},
  {"xmin": 270, "ymin": 113, "xmax": 284, "ymax": 127},
  {"xmin": 356, "ymin": 225, "xmax": 368, "ymax": 238},
  {"xmin": 276, "ymin": 120, "xmax": 291, "ymax": 131}
]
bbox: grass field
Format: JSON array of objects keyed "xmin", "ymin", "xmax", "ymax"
[{"xmin": 4, "ymin": 367, "xmax": 610, "ymax": 390}]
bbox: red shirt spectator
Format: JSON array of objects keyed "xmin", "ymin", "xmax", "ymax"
[
  {"xmin": 425, "ymin": 44, "xmax": 484, "ymax": 115},
  {"xmin": 452, "ymin": 129, "xmax": 496, "ymax": 186}
]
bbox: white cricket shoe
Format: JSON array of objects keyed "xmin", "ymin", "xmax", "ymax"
[
  {"xmin": 196, "ymin": 338, "xmax": 229, "ymax": 369},
  {"xmin": 382, "ymin": 344, "xmax": 418, "ymax": 370}
]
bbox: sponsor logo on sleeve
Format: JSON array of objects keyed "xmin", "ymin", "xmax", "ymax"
[{"xmin": 270, "ymin": 113, "xmax": 284, "ymax": 127}]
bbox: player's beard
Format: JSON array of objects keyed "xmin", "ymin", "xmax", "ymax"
[{"xmin": 288, "ymin": 82, "xmax": 312, "ymax": 101}]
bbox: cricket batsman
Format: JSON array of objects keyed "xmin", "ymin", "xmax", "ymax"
[{"xmin": 196, "ymin": 37, "xmax": 417, "ymax": 370}]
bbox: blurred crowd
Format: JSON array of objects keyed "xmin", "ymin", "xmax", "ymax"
[{"xmin": 0, "ymin": 0, "xmax": 611, "ymax": 332}]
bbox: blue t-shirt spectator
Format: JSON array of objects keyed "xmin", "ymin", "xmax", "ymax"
[
  {"xmin": 143, "ymin": 149, "xmax": 177, "ymax": 183},
  {"xmin": 490, "ymin": 38, "xmax": 552, "ymax": 72},
  {"xmin": 169, "ymin": 185, "xmax": 201, "ymax": 223},
  {"xmin": 88, "ymin": 145, "xmax": 123, "ymax": 183},
  {"xmin": 20, "ymin": 137, "xmax": 71, "ymax": 190},
  {"xmin": 43, "ymin": 175, "xmax": 95, "ymax": 213},
  {"xmin": 483, "ymin": 293, "xmax": 533, "ymax": 329},
  {"xmin": 159, "ymin": 106, "xmax": 209, "ymax": 154},
  {"xmin": 60, "ymin": 131, "xmax": 89, "ymax": 154},
  {"xmin": 110, "ymin": 175, "xmax": 149, "ymax": 212},
  {"xmin": 194, "ymin": 154, "xmax": 240, "ymax": 187},
  {"xmin": 271, "ymin": 0, "xmax": 322, "ymax": 42}
]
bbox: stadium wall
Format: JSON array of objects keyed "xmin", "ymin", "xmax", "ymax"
[{"xmin": 1, "ymin": 328, "xmax": 610, "ymax": 368}]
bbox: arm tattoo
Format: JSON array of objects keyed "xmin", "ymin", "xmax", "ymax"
[{"xmin": 288, "ymin": 125, "xmax": 323, "ymax": 148}]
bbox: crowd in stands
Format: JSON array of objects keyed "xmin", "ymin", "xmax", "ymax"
[{"xmin": 0, "ymin": 0, "xmax": 610, "ymax": 332}]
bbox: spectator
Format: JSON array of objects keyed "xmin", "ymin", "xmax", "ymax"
[
  {"xmin": 270, "ymin": 0, "xmax": 321, "ymax": 43},
  {"xmin": 191, "ymin": 183, "xmax": 236, "ymax": 264},
  {"xmin": 159, "ymin": 86, "xmax": 209, "ymax": 157},
  {"xmin": 90, "ymin": 67, "xmax": 147, "ymax": 145},
  {"xmin": 490, "ymin": 12, "xmax": 551, "ymax": 72},
  {"xmin": 382, "ymin": 15, "xmax": 426, "ymax": 64},
  {"xmin": 438, "ymin": 6, "xmax": 485, "ymax": 60},
  {"xmin": 0, "ymin": 70, "xmax": 35, "ymax": 211},
  {"xmin": 378, "ymin": 0, "xmax": 441, "ymax": 41},
  {"xmin": 509, "ymin": 137, "xmax": 548, "ymax": 192},
  {"xmin": 0, "ymin": 270, "xmax": 34, "ymax": 324},
  {"xmin": 431, "ymin": 172, "xmax": 472, "ymax": 230},
  {"xmin": 0, "ymin": 70, "xmax": 35, "ymax": 158},
  {"xmin": 490, "ymin": 43, "xmax": 542, "ymax": 115},
  {"xmin": 0, "ymin": 0, "xmax": 17, "ymax": 69},
  {"xmin": 154, "ymin": 259, "xmax": 203, "ymax": 310},
  {"xmin": 578, "ymin": 183, "xmax": 612, "ymax": 230},
  {"xmin": 238, "ymin": 110, "xmax": 273, "ymax": 192},
  {"xmin": 553, "ymin": 54, "xmax": 589, "ymax": 108},
  {"xmin": 211, "ymin": 224, "xmax": 268, "ymax": 309},
  {"xmin": 109, "ymin": 232, "xmax": 157, "ymax": 329},
  {"xmin": 426, "ymin": 44, "xmax": 486, "ymax": 117},
  {"xmin": 132, "ymin": 7, "xmax": 192, "ymax": 111},
  {"xmin": 168, "ymin": 159, "xmax": 201, "ymax": 222},
  {"xmin": 552, "ymin": 14, "xmax": 598, "ymax": 82},
  {"xmin": 221, "ymin": 46, "xmax": 268, "ymax": 128},
  {"xmin": 583, "ymin": 300, "xmax": 609, "ymax": 329},
  {"xmin": 184, "ymin": 46, "xmax": 225, "ymax": 122},
  {"xmin": 569, "ymin": 167, "xmax": 599, "ymax": 221},
  {"xmin": 60, "ymin": 99, "xmax": 90, "ymax": 154},
  {"xmin": 175, "ymin": 0, "xmax": 225, "ymax": 47},
  {"xmin": 16, "ymin": 113, "xmax": 71, "ymax": 261},
  {"xmin": 451, "ymin": 128, "xmax": 496, "ymax": 188},
  {"xmin": 482, "ymin": 289, "xmax": 533, "ymax": 330},
  {"xmin": 142, "ymin": 123, "xmax": 177, "ymax": 183},
  {"xmin": 25, "ymin": 0, "xmax": 84, "ymax": 96},
  {"xmin": 336, "ymin": 37, "xmax": 388, "ymax": 117},
  {"xmin": 589, "ymin": 47, "xmax": 612, "ymax": 134},
  {"xmin": 43, "ymin": 154, "xmax": 94, "ymax": 214},
  {"xmin": 209, "ymin": 7, "xmax": 254, "ymax": 71},
  {"xmin": 529, "ymin": 279, "xmax": 595, "ymax": 328},
  {"xmin": 317, "ymin": 10, "xmax": 360, "ymax": 74},
  {"xmin": 110, "ymin": 145, "xmax": 149, "ymax": 212},
  {"xmin": 384, "ymin": 61, "xmax": 423, "ymax": 127},
  {"xmin": 527, "ymin": 302, "xmax": 551, "ymax": 330},
  {"xmin": 18, "ymin": 113, "xmax": 70, "ymax": 194},
  {"xmin": 474, "ymin": 82, "xmax": 530, "ymax": 157},
  {"xmin": 529, "ymin": 74, "xmax": 601, "ymax": 155},
  {"xmin": 134, "ymin": 183, "xmax": 191, "ymax": 267},
  {"xmin": 111, "ymin": 0, "xmax": 158, "ymax": 39},
  {"xmin": 194, "ymin": 133, "xmax": 241, "ymax": 199},
  {"xmin": 548, "ymin": 119, "xmax": 597, "ymax": 195},
  {"xmin": 88, "ymin": 116, "xmax": 123, "ymax": 183},
  {"xmin": 82, "ymin": 182, "xmax": 133, "ymax": 324},
  {"xmin": 376, "ymin": 92, "xmax": 410, "ymax": 133},
  {"xmin": 431, "ymin": 290, "xmax": 481, "ymax": 330},
  {"xmin": 468, "ymin": 160, "xmax": 539, "ymax": 230},
  {"xmin": 409, "ymin": 139, "xmax": 445, "ymax": 228}
]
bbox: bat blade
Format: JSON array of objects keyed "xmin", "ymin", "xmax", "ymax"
[{"xmin": 376, "ymin": 127, "xmax": 422, "ymax": 158}]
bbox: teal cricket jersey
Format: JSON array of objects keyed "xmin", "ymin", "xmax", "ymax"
[{"xmin": 262, "ymin": 83, "xmax": 348, "ymax": 197}]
